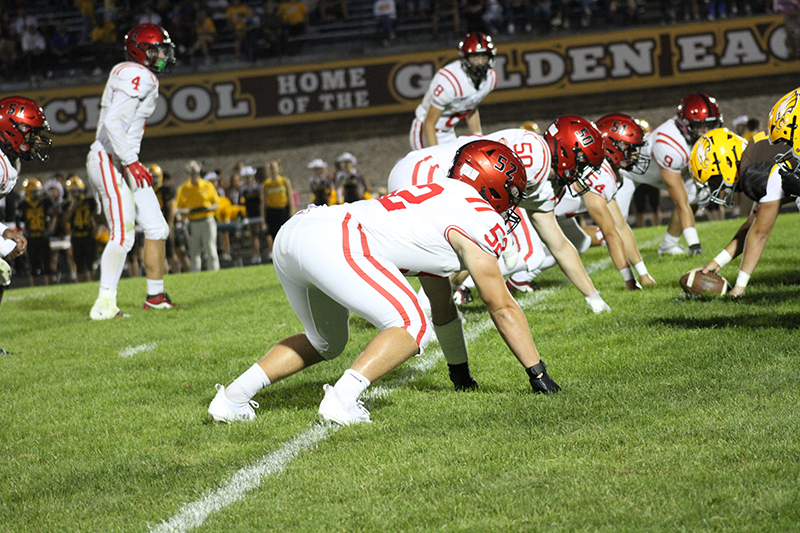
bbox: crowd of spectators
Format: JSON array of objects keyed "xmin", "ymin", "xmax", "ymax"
[
  {"xmin": 0, "ymin": 150, "xmax": 375, "ymax": 286},
  {"xmin": 0, "ymin": 0, "xmax": 781, "ymax": 84}
]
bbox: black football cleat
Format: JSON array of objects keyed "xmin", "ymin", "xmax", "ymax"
[
  {"xmin": 526, "ymin": 360, "xmax": 560, "ymax": 394},
  {"xmin": 448, "ymin": 362, "xmax": 479, "ymax": 391},
  {"xmin": 689, "ymin": 244, "xmax": 704, "ymax": 256}
]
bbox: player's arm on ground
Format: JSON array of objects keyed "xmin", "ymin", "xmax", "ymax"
[
  {"xmin": 584, "ymin": 192, "xmax": 636, "ymax": 290},
  {"xmin": 700, "ymin": 210, "xmax": 757, "ymax": 274},
  {"xmin": 465, "ymin": 109, "xmax": 482, "ymax": 135},
  {"xmin": 660, "ymin": 166, "xmax": 695, "ymax": 230},
  {"xmin": 448, "ymin": 229, "xmax": 542, "ymax": 368},
  {"xmin": 423, "ymin": 105, "xmax": 444, "ymax": 147},
  {"xmin": 530, "ymin": 210, "xmax": 597, "ymax": 297},
  {"xmin": 607, "ymin": 198, "xmax": 656, "ymax": 286},
  {"xmin": 729, "ymin": 199, "xmax": 781, "ymax": 297}
]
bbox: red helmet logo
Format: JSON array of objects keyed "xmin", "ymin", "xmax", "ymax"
[
  {"xmin": 125, "ymin": 24, "xmax": 176, "ymax": 73},
  {"xmin": 449, "ymin": 139, "xmax": 526, "ymax": 229},
  {"xmin": 0, "ymin": 96, "xmax": 51, "ymax": 162}
]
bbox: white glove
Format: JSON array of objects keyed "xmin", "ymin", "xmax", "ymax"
[
  {"xmin": 502, "ymin": 246, "xmax": 519, "ymax": 271},
  {"xmin": 585, "ymin": 291, "xmax": 610, "ymax": 314},
  {"xmin": 0, "ymin": 258, "xmax": 11, "ymax": 287}
]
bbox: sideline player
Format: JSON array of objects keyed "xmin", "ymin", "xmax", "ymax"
[
  {"xmin": 617, "ymin": 93, "xmax": 723, "ymax": 256},
  {"xmin": 410, "ymin": 32, "xmax": 497, "ymax": 150},
  {"xmin": 209, "ymin": 140, "xmax": 560, "ymax": 425},
  {"xmin": 692, "ymin": 99, "xmax": 799, "ymax": 297},
  {"xmin": 86, "ymin": 23, "xmax": 177, "ymax": 320},
  {"xmin": 0, "ymin": 96, "xmax": 51, "ymax": 354}
]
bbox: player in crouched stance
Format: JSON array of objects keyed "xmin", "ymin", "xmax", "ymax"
[
  {"xmin": 209, "ymin": 141, "xmax": 560, "ymax": 426},
  {"xmin": 688, "ymin": 97, "xmax": 799, "ymax": 297},
  {"xmin": 87, "ymin": 23, "xmax": 177, "ymax": 320}
]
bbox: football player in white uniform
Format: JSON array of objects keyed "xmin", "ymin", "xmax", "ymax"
[
  {"xmin": 209, "ymin": 141, "xmax": 560, "ymax": 425},
  {"xmin": 86, "ymin": 24, "xmax": 177, "ymax": 320},
  {"xmin": 617, "ymin": 93, "xmax": 722, "ymax": 256},
  {"xmin": 410, "ymin": 32, "xmax": 497, "ymax": 150},
  {"xmin": 0, "ymin": 96, "xmax": 50, "ymax": 355}
]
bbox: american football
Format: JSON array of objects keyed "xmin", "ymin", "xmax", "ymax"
[{"xmin": 679, "ymin": 270, "xmax": 732, "ymax": 296}]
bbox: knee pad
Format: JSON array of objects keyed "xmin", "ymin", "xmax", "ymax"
[{"xmin": 143, "ymin": 218, "xmax": 169, "ymax": 241}]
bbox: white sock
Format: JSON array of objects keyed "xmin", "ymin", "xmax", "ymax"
[
  {"xmin": 98, "ymin": 287, "xmax": 117, "ymax": 301},
  {"xmin": 333, "ymin": 369, "xmax": 371, "ymax": 405},
  {"xmin": 147, "ymin": 279, "xmax": 164, "ymax": 296},
  {"xmin": 660, "ymin": 233, "xmax": 680, "ymax": 248},
  {"xmin": 98, "ymin": 241, "xmax": 126, "ymax": 294},
  {"xmin": 682, "ymin": 227, "xmax": 700, "ymax": 247},
  {"xmin": 226, "ymin": 363, "xmax": 271, "ymax": 404}
]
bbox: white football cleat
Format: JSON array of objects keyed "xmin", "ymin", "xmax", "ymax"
[
  {"xmin": 318, "ymin": 384, "xmax": 371, "ymax": 426},
  {"xmin": 658, "ymin": 243, "xmax": 688, "ymax": 255},
  {"xmin": 90, "ymin": 297, "xmax": 127, "ymax": 320},
  {"xmin": 208, "ymin": 384, "xmax": 258, "ymax": 423}
]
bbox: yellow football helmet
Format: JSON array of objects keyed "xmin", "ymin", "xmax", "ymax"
[
  {"xmin": 520, "ymin": 121, "xmax": 541, "ymax": 134},
  {"xmin": 23, "ymin": 177, "xmax": 44, "ymax": 200},
  {"xmin": 768, "ymin": 88, "xmax": 800, "ymax": 167},
  {"xmin": 148, "ymin": 163, "xmax": 164, "ymax": 188},
  {"xmin": 65, "ymin": 176, "xmax": 86, "ymax": 198},
  {"xmin": 689, "ymin": 128, "xmax": 746, "ymax": 208}
]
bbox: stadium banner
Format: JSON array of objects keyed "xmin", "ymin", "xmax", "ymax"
[{"xmin": 9, "ymin": 14, "xmax": 798, "ymax": 147}]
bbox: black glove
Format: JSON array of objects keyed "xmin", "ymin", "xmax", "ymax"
[
  {"xmin": 448, "ymin": 362, "xmax": 478, "ymax": 391},
  {"xmin": 526, "ymin": 360, "xmax": 561, "ymax": 394},
  {"xmin": 689, "ymin": 243, "xmax": 704, "ymax": 256},
  {"xmin": 779, "ymin": 164, "xmax": 800, "ymax": 197}
]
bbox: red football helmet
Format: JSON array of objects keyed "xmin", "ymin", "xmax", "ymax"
[
  {"xmin": 544, "ymin": 116, "xmax": 605, "ymax": 196},
  {"xmin": 0, "ymin": 96, "xmax": 51, "ymax": 162},
  {"xmin": 676, "ymin": 93, "xmax": 723, "ymax": 143},
  {"xmin": 125, "ymin": 24, "xmax": 176, "ymax": 73},
  {"xmin": 595, "ymin": 113, "xmax": 649, "ymax": 173},
  {"xmin": 459, "ymin": 32, "xmax": 496, "ymax": 82},
  {"xmin": 449, "ymin": 139, "xmax": 526, "ymax": 230}
]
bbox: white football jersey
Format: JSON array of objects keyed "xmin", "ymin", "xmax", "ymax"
[
  {"xmin": 330, "ymin": 179, "xmax": 508, "ymax": 276},
  {"xmin": 389, "ymin": 129, "xmax": 556, "ymax": 213},
  {"xmin": 94, "ymin": 62, "xmax": 159, "ymax": 166},
  {"xmin": 620, "ymin": 118, "xmax": 692, "ymax": 188},
  {"xmin": 414, "ymin": 60, "xmax": 496, "ymax": 132},
  {"xmin": 0, "ymin": 150, "xmax": 20, "ymax": 199},
  {"xmin": 555, "ymin": 159, "xmax": 618, "ymax": 219}
]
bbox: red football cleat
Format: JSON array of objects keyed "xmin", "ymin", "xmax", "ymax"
[
  {"xmin": 143, "ymin": 292, "xmax": 176, "ymax": 310},
  {"xmin": 505, "ymin": 278, "xmax": 540, "ymax": 293}
]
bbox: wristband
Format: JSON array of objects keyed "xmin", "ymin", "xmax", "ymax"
[
  {"xmin": 735, "ymin": 270, "xmax": 751, "ymax": 288},
  {"xmin": 633, "ymin": 261, "xmax": 648, "ymax": 277},
  {"xmin": 619, "ymin": 267, "xmax": 635, "ymax": 281},
  {"xmin": 713, "ymin": 249, "xmax": 733, "ymax": 269}
]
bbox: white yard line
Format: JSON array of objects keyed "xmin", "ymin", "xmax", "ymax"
[
  {"xmin": 119, "ymin": 343, "xmax": 157, "ymax": 358},
  {"xmin": 149, "ymin": 249, "xmax": 632, "ymax": 532}
]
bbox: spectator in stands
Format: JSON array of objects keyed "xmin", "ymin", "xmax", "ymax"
[
  {"xmin": 334, "ymin": 152, "xmax": 369, "ymax": 203},
  {"xmin": 278, "ymin": 0, "xmax": 309, "ymax": 54},
  {"xmin": 406, "ymin": 0, "xmax": 429, "ymax": 19},
  {"xmin": 12, "ymin": 8, "xmax": 38, "ymax": 37},
  {"xmin": 317, "ymin": 0, "xmax": 349, "ymax": 22},
  {"xmin": 176, "ymin": 160, "xmax": 221, "ymax": 272},
  {"xmin": 91, "ymin": 14, "xmax": 118, "ymax": 74},
  {"xmin": 226, "ymin": 0, "xmax": 253, "ymax": 58},
  {"xmin": 48, "ymin": 20, "xmax": 76, "ymax": 76},
  {"xmin": 260, "ymin": 0, "xmax": 286, "ymax": 56},
  {"xmin": 75, "ymin": 0, "xmax": 96, "ymax": 42},
  {"xmin": 164, "ymin": 3, "xmax": 194, "ymax": 60},
  {"xmin": 482, "ymin": 0, "xmax": 505, "ymax": 34},
  {"xmin": 192, "ymin": 7, "xmax": 217, "ymax": 64},
  {"xmin": 463, "ymin": 0, "xmax": 488, "ymax": 33},
  {"xmin": 431, "ymin": 0, "xmax": 461, "ymax": 38},
  {"xmin": 208, "ymin": 0, "xmax": 232, "ymax": 33},
  {"xmin": 374, "ymin": 0, "xmax": 397, "ymax": 46},
  {"xmin": 138, "ymin": 5, "xmax": 163, "ymax": 26},
  {"xmin": 263, "ymin": 158, "xmax": 295, "ymax": 262},
  {"xmin": 308, "ymin": 158, "xmax": 335, "ymax": 205},
  {"xmin": 20, "ymin": 24, "xmax": 47, "ymax": 80},
  {"xmin": 239, "ymin": 165, "xmax": 266, "ymax": 264},
  {"xmin": 0, "ymin": 24, "xmax": 17, "ymax": 78}
]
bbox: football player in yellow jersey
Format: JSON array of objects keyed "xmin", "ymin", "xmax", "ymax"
[{"xmin": 63, "ymin": 177, "xmax": 100, "ymax": 282}]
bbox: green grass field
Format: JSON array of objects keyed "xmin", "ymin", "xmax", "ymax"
[{"xmin": 2, "ymin": 214, "xmax": 799, "ymax": 533}]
